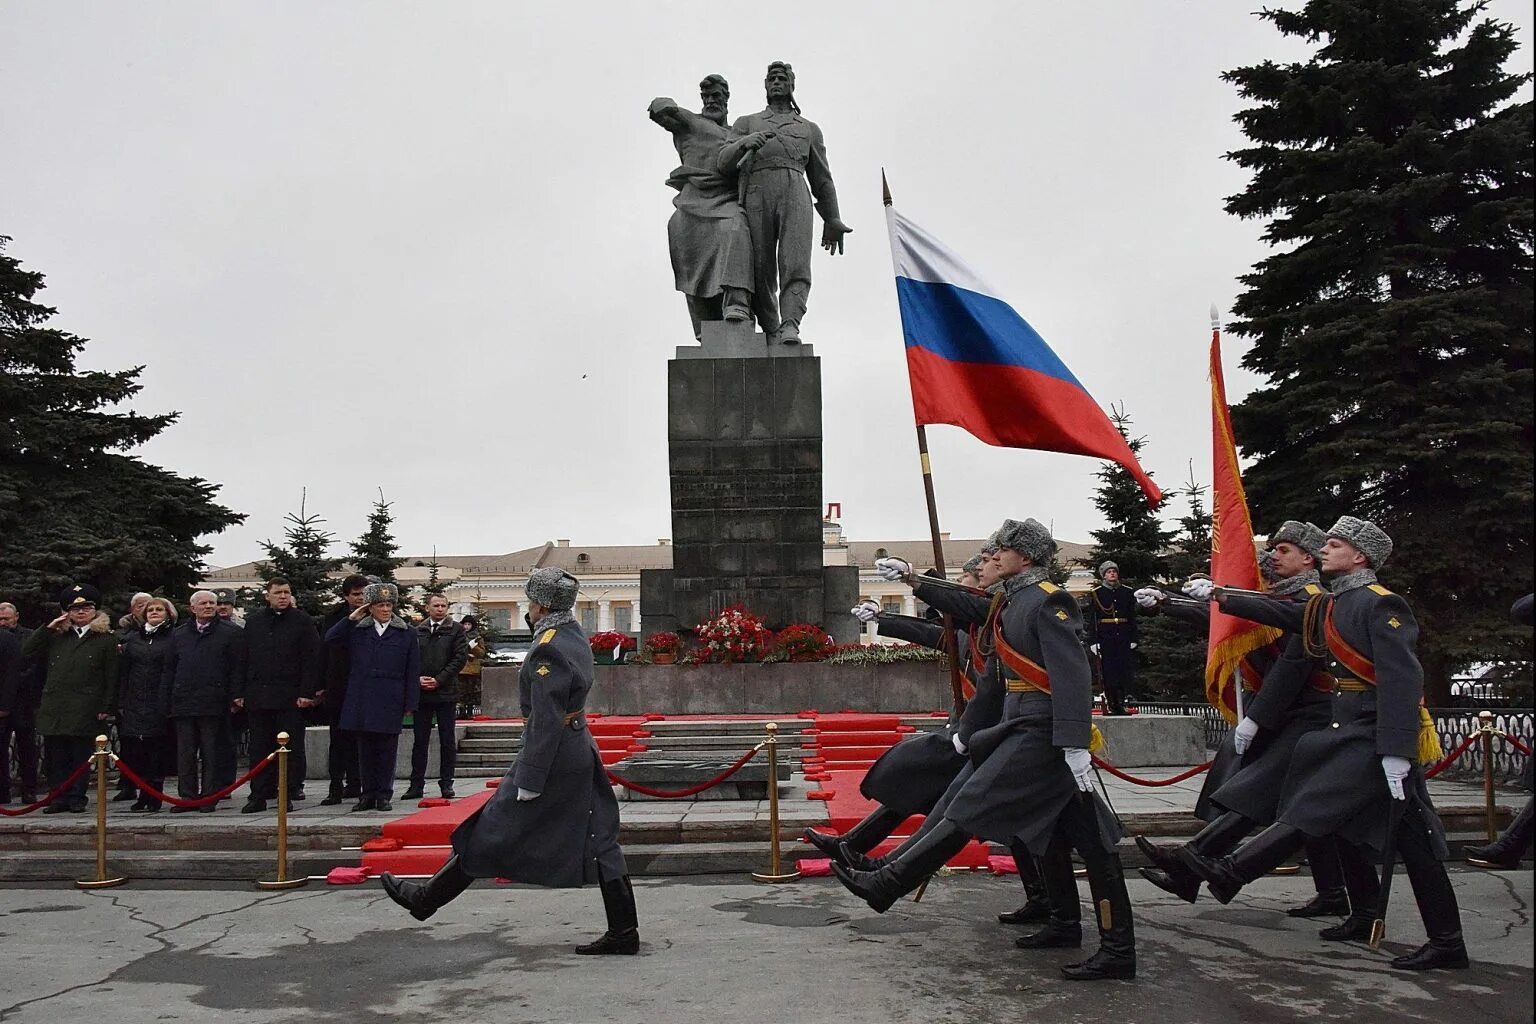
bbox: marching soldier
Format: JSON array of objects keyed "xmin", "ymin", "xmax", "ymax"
[
  {"xmin": 380, "ymin": 568, "xmax": 639, "ymax": 955},
  {"xmin": 808, "ymin": 551, "xmax": 1051, "ymax": 926},
  {"xmin": 1134, "ymin": 522, "xmax": 1379, "ymax": 933},
  {"xmin": 1179, "ymin": 517, "xmax": 1468, "ymax": 971},
  {"xmin": 1085, "ymin": 561, "xmax": 1137, "ymax": 715},
  {"xmin": 837, "ymin": 519, "xmax": 1135, "ymax": 981}
]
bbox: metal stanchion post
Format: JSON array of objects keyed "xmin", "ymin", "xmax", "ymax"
[
  {"xmin": 751, "ymin": 723, "xmax": 800, "ymax": 884},
  {"xmin": 76, "ymin": 735, "xmax": 127, "ymax": 890},
  {"xmin": 257, "ymin": 733, "xmax": 307, "ymax": 890},
  {"xmin": 1478, "ymin": 711, "xmax": 1497, "ymax": 842}
]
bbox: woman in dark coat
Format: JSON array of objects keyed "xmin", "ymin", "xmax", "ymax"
[
  {"xmin": 116, "ymin": 597, "xmax": 178, "ymax": 811},
  {"xmin": 324, "ymin": 582, "xmax": 419, "ymax": 812},
  {"xmin": 379, "ymin": 568, "xmax": 638, "ymax": 956}
]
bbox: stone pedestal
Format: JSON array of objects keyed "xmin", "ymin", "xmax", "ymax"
[{"xmin": 642, "ymin": 320, "xmax": 857, "ymax": 643}]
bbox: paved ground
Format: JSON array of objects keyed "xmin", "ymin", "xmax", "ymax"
[{"xmin": 0, "ymin": 866, "xmax": 1528, "ymax": 1024}]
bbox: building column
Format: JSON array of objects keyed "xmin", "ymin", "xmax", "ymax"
[
  {"xmin": 902, "ymin": 595, "xmax": 917, "ymax": 617},
  {"xmin": 597, "ymin": 599, "xmax": 613, "ymax": 632},
  {"xmin": 506, "ymin": 600, "xmax": 520, "ymax": 630},
  {"xmin": 628, "ymin": 595, "xmax": 640, "ymax": 626}
]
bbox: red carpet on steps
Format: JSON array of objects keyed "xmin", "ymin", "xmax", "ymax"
[{"xmin": 351, "ymin": 710, "xmax": 996, "ymax": 880}]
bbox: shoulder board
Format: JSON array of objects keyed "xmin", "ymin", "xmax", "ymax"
[
  {"xmin": 1038, "ymin": 581, "xmax": 1060, "ymax": 594},
  {"xmin": 538, "ymin": 628, "xmax": 557, "ymax": 645},
  {"xmin": 1304, "ymin": 584, "xmax": 1322, "ymax": 595},
  {"xmin": 1367, "ymin": 585, "xmax": 1392, "ymax": 597}
]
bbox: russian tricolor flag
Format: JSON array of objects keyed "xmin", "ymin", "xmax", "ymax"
[{"xmin": 886, "ymin": 204, "xmax": 1162, "ymax": 506}]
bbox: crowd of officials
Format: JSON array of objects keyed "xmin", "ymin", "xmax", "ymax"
[{"xmin": 0, "ymin": 575, "xmax": 487, "ymax": 815}]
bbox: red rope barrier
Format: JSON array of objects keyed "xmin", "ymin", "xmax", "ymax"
[
  {"xmin": 1423, "ymin": 733, "xmax": 1481, "ymax": 780},
  {"xmin": 114, "ymin": 752, "xmax": 275, "ymax": 808},
  {"xmin": 0, "ymin": 760, "xmax": 93, "ymax": 816},
  {"xmin": 1091, "ymin": 758, "xmax": 1214, "ymax": 787},
  {"xmin": 605, "ymin": 746, "xmax": 761, "ymax": 799},
  {"xmin": 1501, "ymin": 733, "xmax": 1532, "ymax": 757}
]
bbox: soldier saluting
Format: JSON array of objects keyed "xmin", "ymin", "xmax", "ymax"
[
  {"xmin": 1179, "ymin": 516, "xmax": 1469, "ymax": 972},
  {"xmin": 380, "ymin": 568, "xmax": 639, "ymax": 955}
]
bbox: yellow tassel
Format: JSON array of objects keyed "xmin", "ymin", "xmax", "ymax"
[
  {"xmin": 1417, "ymin": 706, "xmax": 1443, "ymax": 765},
  {"xmin": 1089, "ymin": 723, "xmax": 1106, "ymax": 755}
]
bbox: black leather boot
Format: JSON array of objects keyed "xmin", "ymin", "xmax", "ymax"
[
  {"xmin": 380, "ymin": 855, "xmax": 474, "ymax": 922},
  {"xmin": 1286, "ymin": 887, "xmax": 1350, "ymax": 918},
  {"xmin": 576, "ymin": 875, "xmax": 639, "ymax": 955},
  {"xmin": 998, "ymin": 841, "xmax": 1052, "ymax": 925},
  {"xmin": 1319, "ymin": 914, "xmax": 1374, "ymax": 942},
  {"xmin": 1179, "ymin": 823, "xmax": 1303, "ymax": 905},
  {"xmin": 1390, "ymin": 936, "xmax": 1469, "ymax": 971},
  {"xmin": 806, "ymin": 807, "xmax": 905, "ymax": 866},
  {"xmin": 1334, "ymin": 839, "xmax": 1380, "ymax": 921},
  {"xmin": 1060, "ymin": 847, "xmax": 1135, "ymax": 980},
  {"xmin": 1138, "ymin": 867, "xmax": 1200, "ymax": 904},
  {"xmin": 1017, "ymin": 840, "xmax": 1082, "ymax": 949},
  {"xmin": 1466, "ymin": 798, "xmax": 1533, "ymax": 869},
  {"xmin": 832, "ymin": 820, "xmax": 972, "ymax": 914},
  {"xmin": 1390, "ymin": 822, "xmax": 1469, "ymax": 971}
]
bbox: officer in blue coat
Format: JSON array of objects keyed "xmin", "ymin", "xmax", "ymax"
[{"xmin": 380, "ymin": 568, "xmax": 638, "ymax": 955}]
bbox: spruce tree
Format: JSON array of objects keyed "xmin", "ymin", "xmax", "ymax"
[
  {"xmin": 350, "ymin": 489, "xmax": 404, "ymax": 583},
  {"xmin": 0, "ymin": 236, "xmax": 243, "ymax": 616},
  {"xmin": 1164, "ymin": 465, "xmax": 1214, "ymax": 584},
  {"xmin": 1224, "ymin": 1, "xmax": 1534, "ymax": 701},
  {"xmin": 423, "ymin": 547, "xmax": 447, "ymax": 595},
  {"xmin": 258, "ymin": 491, "xmax": 340, "ymax": 615},
  {"xmin": 1141, "ymin": 471, "xmax": 1218, "ymax": 701},
  {"xmin": 1080, "ymin": 406, "xmax": 1175, "ymax": 583}
]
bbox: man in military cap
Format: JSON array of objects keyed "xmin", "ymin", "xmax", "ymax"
[
  {"xmin": 715, "ymin": 61, "xmax": 851, "ymax": 344},
  {"xmin": 1179, "ymin": 516, "xmax": 1469, "ymax": 971},
  {"xmin": 380, "ymin": 567, "xmax": 639, "ymax": 955},
  {"xmin": 1134, "ymin": 522, "xmax": 1379, "ymax": 930},
  {"xmin": 1085, "ymin": 561, "xmax": 1138, "ymax": 715},
  {"xmin": 839, "ymin": 519, "xmax": 1136, "ymax": 981},
  {"xmin": 23, "ymin": 584, "xmax": 118, "ymax": 813}
]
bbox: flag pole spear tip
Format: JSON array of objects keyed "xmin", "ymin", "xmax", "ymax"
[
  {"xmin": 881, "ymin": 169, "xmax": 892, "ymax": 207},
  {"xmin": 1209, "ymin": 303, "xmax": 1222, "ymax": 330}
]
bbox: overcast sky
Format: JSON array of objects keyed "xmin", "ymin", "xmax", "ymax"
[{"xmin": 4, "ymin": 2, "xmax": 1532, "ymax": 569}]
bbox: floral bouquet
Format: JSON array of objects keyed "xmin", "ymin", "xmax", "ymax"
[
  {"xmin": 691, "ymin": 605, "xmax": 772, "ymax": 664},
  {"xmin": 589, "ymin": 630, "xmax": 637, "ymax": 664},
  {"xmin": 771, "ymin": 623, "xmax": 835, "ymax": 663}
]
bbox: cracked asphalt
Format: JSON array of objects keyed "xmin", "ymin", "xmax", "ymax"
[{"xmin": 0, "ymin": 867, "xmax": 1529, "ymax": 1024}]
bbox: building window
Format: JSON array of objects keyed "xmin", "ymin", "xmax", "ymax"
[
  {"xmin": 882, "ymin": 598, "xmax": 903, "ymax": 616},
  {"xmin": 579, "ymin": 604, "xmax": 598, "ymax": 633},
  {"xmin": 614, "ymin": 604, "xmax": 632, "ymax": 634},
  {"xmin": 915, "ymin": 600, "xmax": 930, "ymax": 618},
  {"xmin": 483, "ymin": 608, "xmax": 513, "ymax": 634}
]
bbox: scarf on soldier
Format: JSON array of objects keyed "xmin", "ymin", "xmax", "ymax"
[
  {"xmin": 531, "ymin": 609, "xmax": 576, "ymax": 634},
  {"xmin": 1268, "ymin": 568, "xmax": 1321, "ymax": 598},
  {"xmin": 1330, "ymin": 569, "xmax": 1378, "ymax": 595},
  {"xmin": 1002, "ymin": 566, "xmax": 1051, "ymax": 594}
]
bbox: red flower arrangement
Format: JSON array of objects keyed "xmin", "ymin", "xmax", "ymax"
[
  {"xmin": 589, "ymin": 631, "xmax": 638, "ymax": 655},
  {"xmin": 773, "ymin": 623, "xmax": 835, "ymax": 662},
  {"xmin": 692, "ymin": 605, "xmax": 772, "ymax": 664},
  {"xmin": 642, "ymin": 631, "xmax": 679, "ymax": 654}
]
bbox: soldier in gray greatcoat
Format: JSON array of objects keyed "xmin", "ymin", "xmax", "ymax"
[
  {"xmin": 1180, "ymin": 516, "xmax": 1468, "ymax": 972},
  {"xmin": 1133, "ymin": 522, "xmax": 1380, "ymax": 930},
  {"xmin": 837, "ymin": 519, "xmax": 1136, "ymax": 982},
  {"xmin": 805, "ymin": 552, "xmax": 1051, "ymax": 926},
  {"xmin": 380, "ymin": 568, "xmax": 638, "ymax": 955}
]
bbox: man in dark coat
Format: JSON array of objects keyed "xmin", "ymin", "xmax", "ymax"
[
  {"xmin": 1134, "ymin": 523, "xmax": 1378, "ymax": 930},
  {"xmin": 25, "ymin": 584, "xmax": 119, "ymax": 813},
  {"xmin": 1084, "ymin": 561, "xmax": 1138, "ymax": 715},
  {"xmin": 404, "ymin": 593, "xmax": 469, "ymax": 800},
  {"xmin": 323, "ymin": 582, "xmax": 419, "ymax": 812},
  {"xmin": 161, "ymin": 590, "xmax": 245, "ymax": 812},
  {"xmin": 839, "ymin": 519, "xmax": 1135, "ymax": 982},
  {"xmin": 0, "ymin": 602, "xmax": 45, "ymax": 804},
  {"xmin": 317, "ymin": 575, "xmax": 369, "ymax": 805},
  {"xmin": 1464, "ymin": 593, "xmax": 1534, "ymax": 869},
  {"xmin": 237, "ymin": 578, "xmax": 321, "ymax": 812},
  {"xmin": 380, "ymin": 567, "xmax": 639, "ymax": 956},
  {"xmin": 1181, "ymin": 516, "xmax": 1468, "ymax": 971},
  {"xmin": 0, "ymin": 627, "xmax": 23, "ymax": 802}
]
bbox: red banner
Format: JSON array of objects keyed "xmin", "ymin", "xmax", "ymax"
[{"xmin": 1206, "ymin": 327, "xmax": 1282, "ymax": 724}]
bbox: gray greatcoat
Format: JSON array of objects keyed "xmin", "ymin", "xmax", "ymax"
[
  {"xmin": 920, "ymin": 579, "xmax": 1121, "ymax": 856},
  {"xmin": 1265, "ymin": 583, "xmax": 1448, "ymax": 857},
  {"xmin": 451, "ymin": 618, "xmax": 626, "ymax": 887}
]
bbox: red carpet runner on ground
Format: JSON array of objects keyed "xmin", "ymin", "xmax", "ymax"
[{"xmin": 346, "ymin": 711, "xmax": 993, "ymax": 881}]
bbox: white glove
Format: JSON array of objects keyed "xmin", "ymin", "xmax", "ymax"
[
  {"xmin": 1129, "ymin": 642, "xmax": 1138, "ymax": 650},
  {"xmin": 1134, "ymin": 587, "xmax": 1162, "ymax": 609},
  {"xmin": 851, "ymin": 600, "xmax": 880, "ymax": 623},
  {"xmin": 874, "ymin": 556, "xmax": 912, "ymax": 582},
  {"xmin": 516, "ymin": 788, "xmax": 541, "ymax": 802},
  {"xmin": 1232, "ymin": 717, "xmax": 1259, "ymax": 756},
  {"xmin": 1381, "ymin": 756, "xmax": 1411, "ymax": 801},
  {"xmin": 1089, "ymin": 643, "xmax": 1101, "ymax": 656},
  {"xmin": 1064, "ymin": 748, "xmax": 1094, "ymax": 792},
  {"xmin": 952, "ymin": 732, "xmax": 968, "ymax": 756},
  {"xmin": 1183, "ymin": 578, "xmax": 1215, "ymax": 600}
]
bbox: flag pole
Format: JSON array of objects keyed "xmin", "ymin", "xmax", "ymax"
[{"xmin": 886, "ymin": 170, "xmax": 966, "ymax": 713}]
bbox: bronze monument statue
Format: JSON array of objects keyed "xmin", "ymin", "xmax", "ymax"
[{"xmin": 649, "ymin": 75, "xmax": 755, "ymax": 341}]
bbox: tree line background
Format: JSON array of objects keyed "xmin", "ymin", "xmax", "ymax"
[{"xmin": 1, "ymin": 0, "xmax": 1529, "ymax": 705}]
